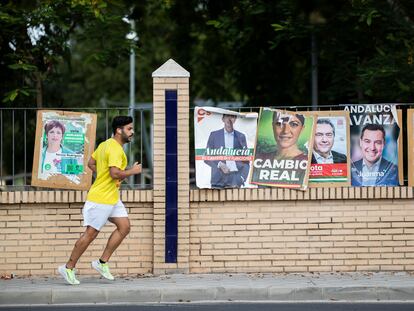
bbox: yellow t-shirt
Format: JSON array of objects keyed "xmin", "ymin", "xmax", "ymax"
[{"xmin": 87, "ymin": 138, "xmax": 127, "ymax": 205}]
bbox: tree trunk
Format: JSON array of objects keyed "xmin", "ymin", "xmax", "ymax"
[{"xmin": 35, "ymin": 71, "xmax": 43, "ymax": 108}]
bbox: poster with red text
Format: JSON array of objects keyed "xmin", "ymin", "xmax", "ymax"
[{"xmin": 308, "ymin": 111, "xmax": 351, "ymax": 187}]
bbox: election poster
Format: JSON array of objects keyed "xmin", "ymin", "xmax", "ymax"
[
  {"xmin": 309, "ymin": 111, "xmax": 351, "ymax": 187},
  {"xmin": 344, "ymin": 104, "xmax": 401, "ymax": 187},
  {"xmin": 408, "ymin": 109, "xmax": 414, "ymax": 186},
  {"xmin": 250, "ymin": 108, "xmax": 316, "ymax": 190},
  {"xmin": 31, "ymin": 110, "xmax": 97, "ymax": 190},
  {"xmin": 397, "ymin": 109, "xmax": 404, "ymax": 186},
  {"xmin": 194, "ymin": 107, "xmax": 258, "ymax": 189}
]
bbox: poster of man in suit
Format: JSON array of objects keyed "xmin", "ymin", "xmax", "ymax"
[
  {"xmin": 345, "ymin": 104, "xmax": 401, "ymax": 187},
  {"xmin": 308, "ymin": 111, "xmax": 351, "ymax": 187},
  {"xmin": 194, "ymin": 107, "xmax": 257, "ymax": 189}
]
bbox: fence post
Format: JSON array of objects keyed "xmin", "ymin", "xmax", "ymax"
[{"xmin": 152, "ymin": 59, "xmax": 190, "ymax": 274}]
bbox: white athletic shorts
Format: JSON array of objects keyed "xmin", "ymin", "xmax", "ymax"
[{"xmin": 82, "ymin": 200, "xmax": 128, "ymax": 231}]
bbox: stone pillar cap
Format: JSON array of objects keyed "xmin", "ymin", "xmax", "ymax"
[{"xmin": 152, "ymin": 59, "xmax": 190, "ymax": 78}]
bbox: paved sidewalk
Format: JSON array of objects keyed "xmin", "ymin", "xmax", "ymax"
[{"xmin": 1, "ymin": 272, "xmax": 414, "ymax": 305}]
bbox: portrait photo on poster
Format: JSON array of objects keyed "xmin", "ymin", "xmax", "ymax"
[
  {"xmin": 250, "ymin": 108, "xmax": 316, "ymax": 190},
  {"xmin": 194, "ymin": 107, "xmax": 258, "ymax": 189},
  {"xmin": 39, "ymin": 119, "xmax": 84, "ymax": 178},
  {"xmin": 345, "ymin": 104, "xmax": 400, "ymax": 187},
  {"xmin": 308, "ymin": 111, "xmax": 351, "ymax": 187},
  {"xmin": 31, "ymin": 110, "xmax": 97, "ymax": 190}
]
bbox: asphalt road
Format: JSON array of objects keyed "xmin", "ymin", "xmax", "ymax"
[{"xmin": 2, "ymin": 303, "xmax": 414, "ymax": 311}]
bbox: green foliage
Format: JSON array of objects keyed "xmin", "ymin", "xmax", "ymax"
[
  {"xmin": 314, "ymin": 0, "xmax": 414, "ymax": 104},
  {"xmin": 0, "ymin": 0, "xmax": 129, "ymax": 107},
  {"xmin": 2, "ymin": 88, "xmax": 31, "ymax": 103},
  {"xmin": 3, "ymin": 0, "xmax": 414, "ymax": 108}
]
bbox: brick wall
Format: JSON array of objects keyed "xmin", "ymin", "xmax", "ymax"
[
  {"xmin": 0, "ymin": 190, "xmax": 153, "ymax": 277},
  {"xmin": 1, "ymin": 188, "xmax": 414, "ymax": 276},
  {"xmin": 189, "ymin": 188, "xmax": 414, "ymax": 273}
]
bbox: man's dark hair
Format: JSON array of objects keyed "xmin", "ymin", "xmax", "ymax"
[
  {"xmin": 222, "ymin": 114, "xmax": 237, "ymax": 119},
  {"xmin": 112, "ymin": 116, "xmax": 133, "ymax": 135},
  {"xmin": 317, "ymin": 118, "xmax": 335, "ymax": 136},
  {"xmin": 360, "ymin": 123, "xmax": 385, "ymax": 140}
]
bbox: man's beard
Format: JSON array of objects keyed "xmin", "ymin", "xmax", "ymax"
[{"xmin": 121, "ymin": 132, "xmax": 133, "ymax": 144}]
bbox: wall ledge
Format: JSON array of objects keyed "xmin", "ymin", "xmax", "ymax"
[
  {"xmin": 2, "ymin": 187, "xmax": 413, "ymax": 204},
  {"xmin": 0, "ymin": 190, "xmax": 153, "ymax": 204},
  {"xmin": 190, "ymin": 187, "xmax": 414, "ymax": 202}
]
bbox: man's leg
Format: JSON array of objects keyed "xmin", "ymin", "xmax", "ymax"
[
  {"xmin": 229, "ymin": 172, "xmax": 240, "ymax": 187},
  {"xmin": 223, "ymin": 172, "xmax": 234, "ymax": 187},
  {"xmin": 100, "ymin": 217, "xmax": 130, "ymax": 262},
  {"xmin": 66, "ymin": 226, "xmax": 99, "ymax": 269}
]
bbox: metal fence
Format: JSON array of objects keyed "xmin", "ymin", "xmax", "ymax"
[
  {"xmin": 0, "ymin": 106, "xmax": 153, "ymax": 191},
  {"xmin": 2, "ymin": 103, "xmax": 413, "ymax": 191}
]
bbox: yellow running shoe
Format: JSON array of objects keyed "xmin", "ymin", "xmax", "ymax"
[
  {"xmin": 58, "ymin": 265, "xmax": 80, "ymax": 285},
  {"xmin": 91, "ymin": 260, "xmax": 114, "ymax": 280}
]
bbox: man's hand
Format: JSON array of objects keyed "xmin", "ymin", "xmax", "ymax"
[
  {"xmin": 218, "ymin": 162, "xmax": 230, "ymax": 174},
  {"xmin": 131, "ymin": 162, "xmax": 142, "ymax": 175}
]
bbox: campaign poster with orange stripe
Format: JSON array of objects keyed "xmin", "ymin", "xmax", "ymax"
[{"xmin": 194, "ymin": 107, "xmax": 258, "ymax": 189}]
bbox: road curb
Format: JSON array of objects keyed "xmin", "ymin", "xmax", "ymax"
[{"xmin": 2, "ymin": 286, "xmax": 414, "ymax": 305}]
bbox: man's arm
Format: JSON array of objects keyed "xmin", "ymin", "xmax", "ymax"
[
  {"xmin": 204, "ymin": 132, "xmax": 220, "ymax": 168},
  {"xmin": 332, "ymin": 150, "xmax": 347, "ymax": 164},
  {"xmin": 310, "ymin": 153, "xmax": 318, "ymax": 164},
  {"xmin": 236, "ymin": 132, "xmax": 250, "ymax": 182},
  {"xmin": 378, "ymin": 160, "xmax": 399, "ymax": 186},
  {"xmin": 88, "ymin": 157, "xmax": 97, "ymax": 173},
  {"xmin": 109, "ymin": 162, "xmax": 142, "ymax": 180}
]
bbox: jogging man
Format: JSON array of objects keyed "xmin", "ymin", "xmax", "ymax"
[{"xmin": 58, "ymin": 116, "xmax": 142, "ymax": 285}]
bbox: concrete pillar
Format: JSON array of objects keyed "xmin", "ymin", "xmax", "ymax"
[{"xmin": 152, "ymin": 59, "xmax": 190, "ymax": 274}]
